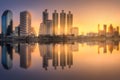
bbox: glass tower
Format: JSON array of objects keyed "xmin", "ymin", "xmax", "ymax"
[{"xmin": 1, "ymin": 10, "xmax": 13, "ymax": 37}]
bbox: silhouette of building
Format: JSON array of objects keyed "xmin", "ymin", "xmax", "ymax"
[
  {"xmin": 1, "ymin": 10, "xmax": 13, "ymax": 37},
  {"xmin": 103, "ymin": 24, "xmax": 107, "ymax": 36},
  {"xmin": 20, "ymin": 11, "xmax": 31, "ymax": 36},
  {"xmin": 43, "ymin": 9, "xmax": 48, "ymax": 24},
  {"xmin": 108, "ymin": 24, "xmax": 114, "ymax": 36},
  {"xmin": 67, "ymin": 11, "xmax": 73, "ymax": 35},
  {"xmin": 20, "ymin": 44, "xmax": 31, "ymax": 69},
  {"xmin": 1, "ymin": 44, "xmax": 13, "ymax": 70},
  {"xmin": 53, "ymin": 10, "xmax": 58, "ymax": 35},
  {"xmin": 60, "ymin": 10, "xmax": 66, "ymax": 35}
]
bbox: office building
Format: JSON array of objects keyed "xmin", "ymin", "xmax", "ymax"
[
  {"xmin": 1, "ymin": 10, "xmax": 13, "ymax": 37},
  {"xmin": 39, "ymin": 23, "xmax": 46, "ymax": 36},
  {"xmin": 43, "ymin": 9, "xmax": 48, "ymax": 24},
  {"xmin": 67, "ymin": 11, "xmax": 73, "ymax": 35},
  {"xmin": 53, "ymin": 10, "xmax": 58, "ymax": 35},
  {"xmin": 20, "ymin": 11, "xmax": 31, "ymax": 36},
  {"xmin": 46, "ymin": 20, "xmax": 53, "ymax": 36},
  {"xmin": 60, "ymin": 10, "xmax": 66, "ymax": 35}
]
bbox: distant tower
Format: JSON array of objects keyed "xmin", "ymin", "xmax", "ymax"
[
  {"xmin": 67, "ymin": 11, "xmax": 73, "ymax": 35},
  {"xmin": 53, "ymin": 10, "xmax": 58, "ymax": 35},
  {"xmin": 43, "ymin": 9, "xmax": 48, "ymax": 24},
  {"xmin": 60, "ymin": 10, "xmax": 66, "ymax": 35},
  {"xmin": 117, "ymin": 26, "xmax": 119, "ymax": 36},
  {"xmin": 108, "ymin": 24, "xmax": 114, "ymax": 36},
  {"xmin": 1, "ymin": 10, "xmax": 13, "ymax": 37},
  {"xmin": 98, "ymin": 24, "xmax": 100, "ymax": 36},
  {"xmin": 103, "ymin": 24, "xmax": 107, "ymax": 36},
  {"xmin": 20, "ymin": 11, "xmax": 31, "ymax": 36}
]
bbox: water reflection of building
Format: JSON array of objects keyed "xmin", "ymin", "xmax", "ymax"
[
  {"xmin": 52, "ymin": 44, "xmax": 58, "ymax": 69},
  {"xmin": 39, "ymin": 44, "xmax": 74, "ymax": 70},
  {"xmin": 39, "ymin": 44, "xmax": 53, "ymax": 70},
  {"xmin": 1, "ymin": 44, "xmax": 13, "ymax": 70},
  {"xmin": 60, "ymin": 44, "xmax": 66, "ymax": 69},
  {"xmin": 67, "ymin": 44, "xmax": 73, "ymax": 68},
  {"xmin": 19, "ymin": 44, "xmax": 32, "ymax": 69},
  {"xmin": 98, "ymin": 41, "xmax": 119, "ymax": 54}
]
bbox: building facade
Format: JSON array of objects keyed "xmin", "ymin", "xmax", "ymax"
[
  {"xmin": 1, "ymin": 10, "xmax": 13, "ymax": 37},
  {"xmin": 53, "ymin": 10, "xmax": 58, "ymax": 35},
  {"xmin": 60, "ymin": 10, "xmax": 66, "ymax": 35},
  {"xmin": 20, "ymin": 11, "xmax": 31, "ymax": 36},
  {"xmin": 67, "ymin": 11, "xmax": 73, "ymax": 35}
]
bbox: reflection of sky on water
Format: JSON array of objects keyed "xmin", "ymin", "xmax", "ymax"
[{"xmin": 0, "ymin": 41, "xmax": 120, "ymax": 80}]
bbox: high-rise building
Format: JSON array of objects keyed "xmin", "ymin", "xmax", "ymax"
[
  {"xmin": 117, "ymin": 26, "xmax": 119, "ymax": 36},
  {"xmin": 67, "ymin": 11, "xmax": 73, "ymax": 35},
  {"xmin": 39, "ymin": 23, "xmax": 46, "ymax": 36},
  {"xmin": 43, "ymin": 9, "xmax": 48, "ymax": 24},
  {"xmin": 108, "ymin": 24, "xmax": 114, "ymax": 35},
  {"xmin": 20, "ymin": 11, "xmax": 31, "ymax": 36},
  {"xmin": 103, "ymin": 24, "xmax": 107, "ymax": 36},
  {"xmin": 1, "ymin": 10, "xmax": 13, "ymax": 37},
  {"xmin": 46, "ymin": 20, "xmax": 53, "ymax": 36},
  {"xmin": 53, "ymin": 10, "xmax": 58, "ymax": 35},
  {"xmin": 60, "ymin": 10, "xmax": 66, "ymax": 35}
]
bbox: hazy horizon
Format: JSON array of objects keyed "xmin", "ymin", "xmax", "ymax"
[{"xmin": 0, "ymin": 0, "xmax": 120, "ymax": 35}]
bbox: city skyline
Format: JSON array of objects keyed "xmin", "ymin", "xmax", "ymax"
[{"xmin": 1, "ymin": 0, "xmax": 120, "ymax": 35}]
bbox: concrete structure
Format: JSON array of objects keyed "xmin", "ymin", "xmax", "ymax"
[
  {"xmin": 45, "ymin": 20, "xmax": 53, "ymax": 36},
  {"xmin": 20, "ymin": 11, "xmax": 31, "ymax": 36},
  {"xmin": 43, "ymin": 9, "xmax": 48, "ymax": 24},
  {"xmin": 60, "ymin": 10, "xmax": 66, "ymax": 35},
  {"xmin": 53, "ymin": 10, "xmax": 58, "ymax": 35},
  {"xmin": 67, "ymin": 11, "xmax": 73, "ymax": 35}
]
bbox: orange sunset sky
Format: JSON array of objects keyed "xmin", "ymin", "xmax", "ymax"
[{"xmin": 0, "ymin": 0, "xmax": 120, "ymax": 35}]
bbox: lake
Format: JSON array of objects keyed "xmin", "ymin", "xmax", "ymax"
[{"xmin": 0, "ymin": 41, "xmax": 120, "ymax": 80}]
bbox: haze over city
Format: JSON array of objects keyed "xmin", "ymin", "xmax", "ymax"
[{"xmin": 1, "ymin": 0, "xmax": 120, "ymax": 35}]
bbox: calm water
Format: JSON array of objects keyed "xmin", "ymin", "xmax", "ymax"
[{"xmin": 0, "ymin": 41, "xmax": 120, "ymax": 80}]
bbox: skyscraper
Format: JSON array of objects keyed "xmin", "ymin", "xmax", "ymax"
[
  {"xmin": 103, "ymin": 24, "xmax": 107, "ymax": 36},
  {"xmin": 67, "ymin": 11, "xmax": 73, "ymax": 35},
  {"xmin": 20, "ymin": 11, "xmax": 31, "ymax": 36},
  {"xmin": 46, "ymin": 20, "xmax": 53, "ymax": 36},
  {"xmin": 1, "ymin": 10, "xmax": 13, "ymax": 37},
  {"xmin": 39, "ymin": 23, "xmax": 46, "ymax": 36},
  {"xmin": 43, "ymin": 9, "xmax": 48, "ymax": 24},
  {"xmin": 60, "ymin": 10, "xmax": 66, "ymax": 35},
  {"xmin": 53, "ymin": 10, "xmax": 58, "ymax": 35}
]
